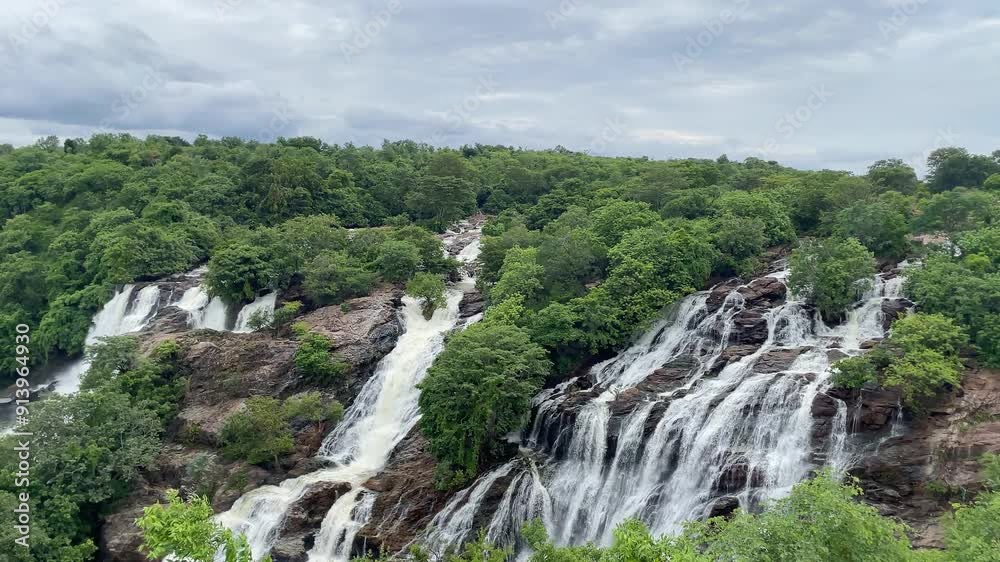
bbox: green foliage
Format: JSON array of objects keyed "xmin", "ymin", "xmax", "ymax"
[
  {"xmin": 137, "ymin": 489, "xmax": 269, "ymax": 562},
  {"xmin": 303, "ymin": 251, "xmax": 377, "ymax": 305},
  {"xmin": 81, "ymin": 336, "xmax": 186, "ymax": 421},
  {"xmin": 283, "ymin": 391, "xmax": 345, "ymax": 425},
  {"xmin": 295, "ymin": 331, "xmax": 349, "ymax": 382},
  {"xmin": 831, "ymin": 355, "xmax": 879, "ymax": 389},
  {"xmin": 789, "ymin": 237, "xmax": 875, "ymax": 320},
  {"xmin": 883, "ymin": 350, "xmax": 962, "ymax": 413},
  {"xmin": 374, "ymin": 239, "xmax": 422, "ymax": 282},
  {"xmin": 220, "ymin": 396, "xmax": 295, "ymax": 465},
  {"xmin": 713, "ymin": 190, "xmax": 796, "ymax": 246},
  {"xmin": 491, "ymin": 246, "xmax": 545, "ymax": 305},
  {"xmin": 711, "ymin": 215, "xmax": 768, "ymax": 276},
  {"xmin": 832, "ymin": 200, "xmax": 910, "ymax": 258},
  {"xmin": 406, "ymin": 272, "xmax": 448, "ymax": 316},
  {"xmin": 418, "ymin": 322, "xmax": 550, "ymax": 488}
]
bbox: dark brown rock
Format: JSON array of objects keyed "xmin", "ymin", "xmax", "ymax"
[
  {"xmin": 270, "ymin": 481, "xmax": 353, "ymax": 562},
  {"xmin": 637, "ymin": 355, "xmax": 699, "ymax": 393},
  {"xmin": 355, "ymin": 430, "xmax": 455, "ymax": 555},
  {"xmin": 737, "ymin": 276, "xmax": 787, "ymax": 306},
  {"xmin": 459, "ymin": 291, "xmax": 486, "ymax": 318},
  {"xmin": 755, "ymin": 347, "xmax": 811, "ymax": 373},
  {"xmin": 708, "ymin": 495, "xmax": 741, "ymax": 518},
  {"xmin": 731, "ymin": 309, "xmax": 770, "ymax": 345},
  {"xmin": 881, "ymin": 299, "xmax": 913, "ymax": 331}
]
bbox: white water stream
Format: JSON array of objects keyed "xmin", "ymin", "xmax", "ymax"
[
  {"xmin": 217, "ymin": 225, "xmax": 482, "ymax": 562},
  {"xmin": 426, "ymin": 269, "xmax": 907, "ymax": 553}
]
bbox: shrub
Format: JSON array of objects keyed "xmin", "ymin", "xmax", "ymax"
[
  {"xmin": 283, "ymin": 391, "xmax": 344, "ymax": 425},
  {"xmin": 789, "ymin": 237, "xmax": 875, "ymax": 321},
  {"xmin": 220, "ymin": 396, "xmax": 294, "ymax": 465},
  {"xmin": 374, "ymin": 239, "xmax": 422, "ymax": 282},
  {"xmin": 302, "ymin": 251, "xmax": 376, "ymax": 305},
  {"xmin": 406, "ymin": 272, "xmax": 447, "ymax": 317},
  {"xmin": 294, "ymin": 331, "xmax": 349, "ymax": 382},
  {"xmin": 831, "ymin": 356, "xmax": 878, "ymax": 389},
  {"xmin": 883, "ymin": 349, "xmax": 962, "ymax": 413}
]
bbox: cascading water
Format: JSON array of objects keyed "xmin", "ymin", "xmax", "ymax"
[
  {"xmin": 175, "ymin": 286, "xmax": 230, "ymax": 331},
  {"xmin": 48, "ymin": 284, "xmax": 162, "ymax": 394},
  {"xmin": 217, "ymin": 224, "xmax": 482, "ymax": 562},
  {"xmin": 428, "ymin": 268, "xmax": 908, "ymax": 553},
  {"xmin": 234, "ymin": 292, "xmax": 278, "ymax": 333}
]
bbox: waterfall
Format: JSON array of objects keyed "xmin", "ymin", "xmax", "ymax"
[
  {"xmin": 175, "ymin": 286, "xmax": 230, "ymax": 330},
  {"xmin": 217, "ymin": 225, "xmax": 482, "ymax": 562},
  {"xmin": 234, "ymin": 292, "xmax": 278, "ymax": 333},
  {"xmin": 431, "ymin": 267, "xmax": 908, "ymax": 552},
  {"xmin": 48, "ymin": 284, "xmax": 162, "ymax": 394}
]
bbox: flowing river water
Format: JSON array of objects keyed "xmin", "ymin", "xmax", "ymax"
[{"xmin": 422, "ymin": 267, "xmax": 907, "ymax": 556}]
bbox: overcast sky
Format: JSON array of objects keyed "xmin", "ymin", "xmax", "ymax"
[{"xmin": 1, "ymin": 0, "xmax": 997, "ymax": 173}]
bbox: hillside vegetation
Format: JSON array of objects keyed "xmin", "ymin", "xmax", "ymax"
[{"xmin": 1, "ymin": 135, "xmax": 999, "ymax": 560}]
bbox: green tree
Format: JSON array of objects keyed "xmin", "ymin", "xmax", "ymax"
[
  {"xmin": 789, "ymin": 238, "xmax": 875, "ymax": 321},
  {"xmin": 220, "ymin": 396, "xmax": 295, "ymax": 465},
  {"xmin": 406, "ymin": 272, "xmax": 447, "ymax": 317},
  {"xmin": 137, "ymin": 489, "xmax": 268, "ymax": 562},
  {"xmin": 418, "ymin": 322, "xmax": 550, "ymax": 488},
  {"xmin": 302, "ymin": 251, "xmax": 377, "ymax": 305},
  {"xmin": 832, "ymin": 200, "xmax": 910, "ymax": 259},
  {"xmin": 374, "ymin": 239, "xmax": 422, "ymax": 282},
  {"xmin": 295, "ymin": 332, "xmax": 348, "ymax": 382}
]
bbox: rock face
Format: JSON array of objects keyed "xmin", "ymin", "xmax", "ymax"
[
  {"xmin": 99, "ymin": 289, "xmax": 406, "ymax": 562},
  {"xmin": 354, "ymin": 430, "xmax": 453, "ymax": 556},
  {"xmin": 271, "ymin": 481, "xmax": 353, "ymax": 562},
  {"xmin": 851, "ymin": 367, "xmax": 1000, "ymax": 548}
]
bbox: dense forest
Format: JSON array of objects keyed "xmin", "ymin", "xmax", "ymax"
[{"xmin": 1, "ymin": 134, "xmax": 999, "ymax": 561}]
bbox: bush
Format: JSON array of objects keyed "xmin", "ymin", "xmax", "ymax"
[
  {"xmin": 418, "ymin": 322, "xmax": 550, "ymax": 488},
  {"xmin": 294, "ymin": 331, "xmax": 349, "ymax": 382},
  {"xmin": 220, "ymin": 396, "xmax": 294, "ymax": 465},
  {"xmin": 374, "ymin": 239, "xmax": 422, "ymax": 282},
  {"xmin": 883, "ymin": 349, "xmax": 962, "ymax": 413},
  {"xmin": 789, "ymin": 237, "xmax": 875, "ymax": 321},
  {"xmin": 303, "ymin": 251, "xmax": 376, "ymax": 305},
  {"xmin": 406, "ymin": 272, "xmax": 447, "ymax": 317},
  {"xmin": 283, "ymin": 391, "xmax": 344, "ymax": 425},
  {"xmin": 831, "ymin": 356, "xmax": 878, "ymax": 389}
]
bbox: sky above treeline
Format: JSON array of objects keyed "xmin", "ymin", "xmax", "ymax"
[{"xmin": 1, "ymin": 0, "xmax": 997, "ymax": 174}]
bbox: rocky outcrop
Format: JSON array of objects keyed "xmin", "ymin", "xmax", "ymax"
[
  {"xmin": 100, "ymin": 289, "xmax": 406, "ymax": 562},
  {"xmin": 881, "ymin": 298, "xmax": 914, "ymax": 331},
  {"xmin": 354, "ymin": 430, "xmax": 454, "ymax": 556},
  {"xmin": 851, "ymin": 367, "xmax": 1000, "ymax": 548},
  {"xmin": 271, "ymin": 481, "xmax": 353, "ymax": 562}
]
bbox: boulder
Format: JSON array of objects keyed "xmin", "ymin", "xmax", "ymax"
[
  {"xmin": 270, "ymin": 481, "xmax": 353, "ymax": 562},
  {"xmin": 737, "ymin": 276, "xmax": 787, "ymax": 307},
  {"xmin": 755, "ymin": 347, "xmax": 811, "ymax": 374},
  {"xmin": 730, "ymin": 309, "xmax": 770, "ymax": 345},
  {"xmin": 881, "ymin": 298, "xmax": 913, "ymax": 331},
  {"xmin": 637, "ymin": 355, "xmax": 699, "ymax": 393},
  {"xmin": 708, "ymin": 495, "xmax": 741, "ymax": 518},
  {"xmin": 459, "ymin": 291, "xmax": 486, "ymax": 318}
]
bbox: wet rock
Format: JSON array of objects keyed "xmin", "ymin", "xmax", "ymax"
[
  {"xmin": 637, "ymin": 355, "xmax": 699, "ymax": 393},
  {"xmin": 296, "ymin": 287, "xmax": 404, "ymax": 371},
  {"xmin": 755, "ymin": 347, "xmax": 811, "ymax": 374},
  {"xmin": 355, "ymin": 430, "xmax": 455, "ymax": 555},
  {"xmin": 730, "ymin": 309, "xmax": 770, "ymax": 345},
  {"xmin": 881, "ymin": 298, "xmax": 914, "ymax": 331},
  {"xmin": 608, "ymin": 388, "xmax": 644, "ymax": 416},
  {"xmin": 708, "ymin": 495, "xmax": 741, "ymax": 518},
  {"xmin": 706, "ymin": 279, "xmax": 743, "ymax": 312},
  {"xmin": 860, "ymin": 339, "xmax": 882, "ymax": 350},
  {"xmin": 737, "ymin": 276, "xmax": 787, "ymax": 307},
  {"xmin": 270, "ymin": 481, "xmax": 353, "ymax": 562},
  {"xmin": 459, "ymin": 291, "xmax": 486, "ymax": 318},
  {"xmin": 854, "ymin": 389, "xmax": 902, "ymax": 432},
  {"xmin": 827, "ymin": 349, "xmax": 851, "ymax": 363}
]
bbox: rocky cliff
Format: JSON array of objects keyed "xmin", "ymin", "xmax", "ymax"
[{"xmin": 99, "ymin": 287, "xmax": 403, "ymax": 561}]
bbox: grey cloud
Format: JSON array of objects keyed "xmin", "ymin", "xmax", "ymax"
[{"xmin": 0, "ymin": 0, "xmax": 997, "ymax": 173}]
